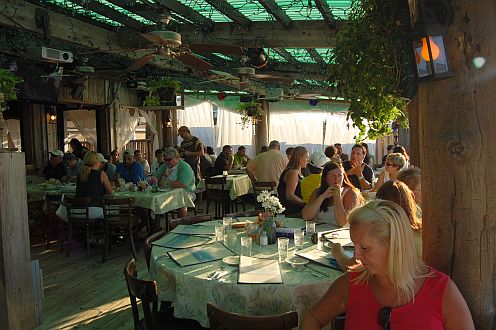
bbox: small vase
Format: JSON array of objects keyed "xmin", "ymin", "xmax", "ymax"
[{"xmin": 262, "ymin": 214, "xmax": 277, "ymax": 245}]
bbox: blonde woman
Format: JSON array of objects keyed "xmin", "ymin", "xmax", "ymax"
[
  {"xmin": 302, "ymin": 161, "xmax": 363, "ymax": 228},
  {"xmin": 373, "ymin": 152, "xmax": 406, "ymax": 191},
  {"xmin": 300, "ymin": 200, "xmax": 474, "ymax": 330},
  {"xmin": 277, "ymin": 146, "xmax": 308, "ymax": 217}
]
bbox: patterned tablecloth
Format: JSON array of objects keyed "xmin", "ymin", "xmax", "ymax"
[
  {"xmin": 197, "ymin": 174, "xmax": 253, "ymax": 200},
  {"xmin": 149, "ymin": 219, "xmax": 341, "ymax": 328},
  {"xmin": 27, "ymin": 182, "xmax": 194, "ymax": 214}
]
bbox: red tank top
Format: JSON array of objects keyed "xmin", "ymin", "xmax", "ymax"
[{"xmin": 345, "ymin": 267, "xmax": 449, "ymax": 330}]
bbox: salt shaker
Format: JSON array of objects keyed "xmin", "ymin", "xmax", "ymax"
[{"xmin": 259, "ymin": 231, "xmax": 268, "ymax": 246}]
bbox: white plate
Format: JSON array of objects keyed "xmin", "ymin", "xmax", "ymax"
[
  {"xmin": 222, "ymin": 256, "xmax": 240, "ymax": 267},
  {"xmin": 285, "ymin": 256, "xmax": 309, "ymax": 268}
]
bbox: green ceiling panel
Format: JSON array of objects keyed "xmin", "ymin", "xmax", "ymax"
[
  {"xmin": 264, "ymin": 49, "xmax": 288, "ymax": 63},
  {"xmin": 228, "ymin": 1, "xmax": 274, "ymax": 21},
  {"xmin": 284, "ymin": 48, "xmax": 316, "ymax": 63},
  {"xmin": 274, "ymin": 0, "xmax": 323, "ymax": 20},
  {"xmin": 46, "ymin": 0, "xmax": 122, "ymax": 26},
  {"xmin": 176, "ymin": 0, "xmax": 232, "ymax": 22},
  {"xmin": 212, "ymin": 53, "xmax": 233, "ymax": 61},
  {"xmin": 314, "ymin": 48, "xmax": 334, "ymax": 63},
  {"xmin": 98, "ymin": 1, "xmax": 155, "ymax": 25}
]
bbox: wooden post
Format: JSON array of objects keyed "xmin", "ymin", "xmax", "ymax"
[
  {"xmin": 0, "ymin": 152, "xmax": 36, "ymax": 329},
  {"xmin": 420, "ymin": 1, "xmax": 495, "ymax": 327}
]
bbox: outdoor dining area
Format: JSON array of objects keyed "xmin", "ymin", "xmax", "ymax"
[{"xmin": 0, "ymin": 0, "xmax": 493, "ymax": 329}]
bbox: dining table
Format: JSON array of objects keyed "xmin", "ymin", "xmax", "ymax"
[
  {"xmin": 197, "ymin": 174, "xmax": 253, "ymax": 200},
  {"xmin": 148, "ymin": 217, "xmax": 343, "ymax": 328}
]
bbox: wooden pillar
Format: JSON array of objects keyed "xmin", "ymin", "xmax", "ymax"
[
  {"xmin": 96, "ymin": 106, "xmax": 111, "ymax": 156},
  {"xmin": 0, "ymin": 152, "xmax": 36, "ymax": 329},
  {"xmin": 20, "ymin": 103, "xmax": 47, "ymax": 170}
]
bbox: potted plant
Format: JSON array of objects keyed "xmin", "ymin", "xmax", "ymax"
[
  {"xmin": 329, "ymin": 0, "xmax": 415, "ymax": 140},
  {"xmin": 143, "ymin": 77, "xmax": 181, "ymax": 106},
  {"xmin": 235, "ymin": 101, "xmax": 265, "ymax": 128},
  {"xmin": 0, "ymin": 68, "xmax": 23, "ymax": 103}
]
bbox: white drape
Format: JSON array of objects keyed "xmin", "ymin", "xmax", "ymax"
[
  {"xmin": 65, "ymin": 110, "xmax": 97, "ymax": 145},
  {"xmin": 5, "ymin": 119, "xmax": 21, "ymax": 150},
  {"xmin": 176, "ymin": 101, "xmax": 216, "ymax": 149},
  {"xmin": 116, "ymin": 106, "xmax": 140, "ymax": 152},
  {"xmin": 216, "ymin": 106, "xmax": 255, "ymax": 158},
  {"xmin": 138, "ymin": 109, "xmax": 159, "ymax": 155}
]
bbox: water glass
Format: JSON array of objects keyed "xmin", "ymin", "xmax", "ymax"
[
  {"xmin": 223, "ymin": 217, "xmax": 232, "ymax": 231},
  {"xmin": 240, "ymin": 236, "xmax": 252, "ymax": 257},
  {"xmin": 294, "ymin": 229, "xmax": 305, "ymax": 251},
  {"xmin": 215, "ymin": 225, "xmax": 224, "ymax": 242},
  {"xmin": 305, "ymin": 221, "xmax": 316, "ymax": 236},
  {"xmin": 224, "ymin": 230, "xmax": 237, "ymax": 250},
  {"xmin": 275, "ymin": 214, "xmax": 285, "ymax": 227},
  {"xmin": 277, "ymin": 237, "xmax": 289, "ymax": 262}
]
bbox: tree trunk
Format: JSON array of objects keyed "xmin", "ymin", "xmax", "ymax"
[{"xmin": 420, "ymin": 1, "xmax": 495, "ymax": 327}]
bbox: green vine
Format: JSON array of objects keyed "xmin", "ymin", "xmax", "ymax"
[
  {"xmin": 330, "ymin": 0, "xmax": 414, "ymax": 140},
  {"xmin": 235, "ymin": 101, "xmax": 265, "ymax": 128},
  {"xmin": 0, "ymin": 68, "xmax": 23, "ymax": 101}
]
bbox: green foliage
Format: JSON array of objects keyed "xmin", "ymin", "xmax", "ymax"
[
  {"xmin": 235, "ymin": 102, "xmax": 265, "ymax": 128},
  {"xmin": 143, "ymin": 95, "xmax": 161, "ymax": 107},
  {"xmin": 329, "ymin": 0, "xmax": 412, "ymax": 140},
  {"xmin": 147, "ymin": 77, "xmax": 180, "ymax": 91},
  {"xmin": 0, "ymin": 68, "xmax": 23, "ymax": 101}
]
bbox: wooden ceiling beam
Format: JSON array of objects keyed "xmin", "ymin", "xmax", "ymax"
[
  {"xmin": 154, "ymin": 0, "xmax": 214, "ymax": 31},
  {"xmin": 105, "ymin": 0, "xmax": 161, "ymax": 23},
  {"xmin": 313, "ymin": 0, "xmax": 337, "ymax": 29},
  {"xmin": 307, "ymin": 48, "xmax": 325, "ymax": 64},
  {"xmin": 257, "ymin": 0, "xmax": 292, "ymax": 29},
  {"xmin": 178, "ymin": 20, "xmax": 338, "ymax": 48},
  {"xmin": 204, "ymin": 0, "xmax": 252, "ymax": 28},
  {"xmin": 273, "ymin": 48, "xmax": 296, "ymax": 63}
]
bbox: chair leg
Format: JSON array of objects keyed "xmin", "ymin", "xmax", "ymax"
[
  {"xmin": 46, "ymin": 216, "xmax": 51, "ymax": 249},
  {"xmin": 129, "ymin": 223, "xmax": 137, "ymax": 261},
  {"xmin": 66, "ymin": 222, "xmax": 72, "ymax": 257},
  {"xmin": 86, "ymin": 223, "xmax": 90, "ymax": 259}
]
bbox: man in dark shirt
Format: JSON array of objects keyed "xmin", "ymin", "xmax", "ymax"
[
  {"xmin": 178, "ymin": 126, "xmax": 204, "ymax": 183},
  {"xmin": 43, "ymin": 150, "xmax": 67, "ymax": 180},
  {"xmin": 214, "ymin": 145, "xmax": 233, "ymax": 175},
  {"xmin": 334, "ymin": 143, "xmax": 349, "ymax": 162},
  {"xmin": 342, "ymin": 144, "xmax": 374, "ymax": 190},
  {"xmin": 381, "ymin": 144, "xmax": 395, "ymax": 166},
  {"xmin": 115, "ymin": 150, "xmax": 145, "ymax": 183}
]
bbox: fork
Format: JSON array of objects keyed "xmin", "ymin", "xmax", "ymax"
[{"xmin": 304, "ymin": 265, "xmax": 328, "ymax": 278}]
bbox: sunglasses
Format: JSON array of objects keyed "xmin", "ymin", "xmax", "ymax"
[{"xmin": 377, "ymin": 307, "xmax": 392, "ymax": 330}]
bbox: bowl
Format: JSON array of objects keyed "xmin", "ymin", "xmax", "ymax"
[{"xmin": 285, "ymin": 256, "xmax": 309, "ymax": 269}]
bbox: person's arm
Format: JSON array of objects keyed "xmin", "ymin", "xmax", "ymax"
[
  {"xmin": 142, "ymin": 159, "xmax": 150, "ymax": 173},
  {"xmin": 330, "ymin": 243, "xmax": 357, "ymax": 272},
  {"xmin": 372, "ymin": 171, "xmax": 385, "ymax": 192},
  {"xmin": 332, "ymin": 185, "xmax": 355, "ymax": 227},
  {"xmin": 360, "ymin": 166, "xmax": 373, "ymax": 190},
  {"xmin": 246, "ymin": 159, "xmax": 257, "ymax": 183},
  {"xmin": 225, "ymin": 154, "xmax": 233, "ymax": 170},
  {"xmin": 300, "ymin": 273, "xmax": 349, "ymax": 329},
  {"xmin": 133, "ymin": 162, "xmax": 145, "ymax": 183},
  {"xmin": 242, "ymin": 156, "xmax": 249, "ymax": 166},
  {"xmin": 284, "ymin": 169, "xmax": 306, "ymax": 206},
  {"xmin": 100, "ymin": 171, "xmax": 113, "ymax": 194},
  {"xmin": 443, "ymin": 280, "xmax": 475, "ymax": 330},
  {"xmin": 184, "ymin": 142, "xmax": 204, "ymax": 158},
  {"xmin": 302, "ymin": 187, "xmax": 332, "ymax": 220},
  {"xmin": 169, "ymin": 163, "xmax": 190, "ymax": 189}
]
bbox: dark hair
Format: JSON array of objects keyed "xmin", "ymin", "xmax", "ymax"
[
  {"xmin": 238, "ymin": 146, "xmax": 246, "ymax": 152},
  {"xmin": 324, "ymin": 145, "xmax": 336, "ymax": 158},
  {"xmin": 206, "ymin": 146, "xmax": 214, "ymax": 155},
  {"xmin": 317, "ymin": 161, "xmax": 356, "ymax": 212},
  {"xmin": 260, "ymin": 146, "xmax": 269, "ymax": 153},
  {"xmin": 361, "ymin": 142, "xmax": 371, "ymax": 165},
  {"xmin": 70, "ymin": 138, "xmax": 82, "ymax": 149},
  {"xmin": 222, "ymin": 145, "xmax": 232, "ymax": 153},
  {"xmin": 155, "ymin": 148, "xmax": 164, "ymax": 156},
  {"xmin": 307, "ymin": 163, "xmax": 323, "ymax": 174},
  {"xmin": 285, "ymin": 147, "xmax": 294, "ymax": 156},
  {"xmin": 111, "ymin": 149, "xmax": 119, "ymax": 156},
  {"xmin": 134, "ymin": 150, "xmax": 142, "ymax": 155},
  {"xmin": 387, "ymin": 144, "xmax": 394, "ymax": 151},
  {"xmin": 393, "ymin": 146, "xmax": 410, "ymax": 161},
  {"xmin": 352, "ymin": 144, "xmax": 366, "ymax": 155},
  {"xmin": 376, "ymin": 180, "xmax": 421, "ymax": 231}
]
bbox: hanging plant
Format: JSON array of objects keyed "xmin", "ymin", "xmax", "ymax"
[
  {"xmin": 235, "ymin": 101, "xmax": 265, "ymax": 128},
  {"xmin": 0, "ymin": 68, "xmax": 23, "ymax": 101},
  {"xmin": 329, "ymin": 0, "xmax": 416, "ymax": 140},
  {"xmin": 142, "ymin": 77, "xmax": 181, "ymax": 106}
]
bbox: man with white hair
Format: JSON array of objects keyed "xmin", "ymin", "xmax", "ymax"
[{"xmin": 246, "ymin": 140, "xmax": 288, "ymax": 187}]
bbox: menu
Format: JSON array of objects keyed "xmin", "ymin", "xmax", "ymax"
[
  {"xmin": 238, "ymin": 256, "xmax": 283, "ymax": 284},
  {"xmin": 168, "ymin": 241, "xmax": 235, "ymax": 267},
  {"xmin": 296, "ymin": 246, "xmax": 353, "ymax": 271},
  {"xmin": 152, "ymin": 233, "xmax": 212, "ymax": 249},
  {"xmin": 171, "ymin": 224, "xmax": 215, "ymax": 236}
]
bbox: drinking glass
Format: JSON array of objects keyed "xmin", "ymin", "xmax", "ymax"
[
  {"xmin": 224, "ymin": 230, "xmax": 237, "ymax": 250},
  {"xmin": 294, "ymin": 229, "xmax": 305, "ymax": 251},
  {"xmin": 223, "ymin": 217, "xmax": 232, "ymax": 231},
  {"xmin": 277, "ymin": 237, "xmax": 289, "ymax": 262},
  {"xmin": 240, "ymin": 236, "xmax": 252, "ymax": 257},
  {"xmin": 215, "ymin": 225, "xmax": 224, "ymax": 242},
  {"xmin": 305, "ymin": 221, "xmax": 316, "ymax": 236},
  {"xmin": 275, "ymin": 214, "xmax": 286, "ymax": 227}
]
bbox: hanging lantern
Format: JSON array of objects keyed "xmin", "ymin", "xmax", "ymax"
[{"xmin": 309, "ymin": 99, "xmax": 319, "ymax": 106}]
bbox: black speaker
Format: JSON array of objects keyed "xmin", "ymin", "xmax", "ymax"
[{"xmin": 240, "ymin": 95, "xmax": 253, "ymax": 103}]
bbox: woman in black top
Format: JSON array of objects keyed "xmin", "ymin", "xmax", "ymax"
[
  {"xmin": 76, "ymin": 151, "xmax": 113, "ymax": 208},
  {"xmin": 277, "ymin": 146, "xmax": 308, "ymax": 216}
]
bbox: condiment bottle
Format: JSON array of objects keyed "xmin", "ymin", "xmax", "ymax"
[{"xmin": 259, "ymin": 231, "xmax": 268, "ymax": 246}]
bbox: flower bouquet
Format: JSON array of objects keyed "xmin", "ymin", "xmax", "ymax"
[
  {"xmin": 148, "ymin": 176, "xmax": 159, "ymax": 192},
  {"xmin": 256, "ymin": 190, "xmax": 285, "ymax": 244}
]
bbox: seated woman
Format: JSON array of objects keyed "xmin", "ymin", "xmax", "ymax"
[
  {"xmin": 302, "ymin": 161, "xmax": 363, "ymax": 228},
  {"xmin": 300, "ymin": 200, "xmax": 474, "ymax": 330},
  {"xmin": 277, "ymin": 146, "xmax": 308, "ymax": 217},
  {"xmin": 332, "ymin": 180, "xmax": 423, "ymax": 271},
  {"xmin": 373, "ymin": 152, "xmax": 407, "ymax": 191},
  {"xmin": 56, "ymin": 151, "xmax": 113, "ymax": 221},
  {"xmin": 397, "ymin": 167, "xmax": 422, "ymax": 205}
]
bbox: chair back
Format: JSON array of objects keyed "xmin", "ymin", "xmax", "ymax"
[
  {"xmin": 103, "ymin": 197, "xmax": 134, "ymax": 223},
  {"xmin": 253, "ymin": 181, "xmax": 277, "ymax": 209},
  {"xmin": 144, "ymin": 229, "xmax": 166, "ymax": 270},
  {"xmin": 207, "ymin": 302, "xmax": 298, "ymax": 330},
  {"xmin": 124, "ymin": 258, "xmax": 158, "ymax": 330},
  {"xmin": 205, "ymin": 176, "xmax": 230, "ymax": 202},
  {"xmin": 65, "ymin": 196, "xmax": 91, "ymax": 224},
  {"xmin": 169, "ymin": 215, "xmax": 213, "ymax": 230},
  {"xmin": 225, "ymin": 210, "xmax": 260, "ymax": 218}
]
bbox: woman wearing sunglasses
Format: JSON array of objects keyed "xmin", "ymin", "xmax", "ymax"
[
  {"xmin": 373, "ymin": 153, "xmax": 407, "ymax": 191},
  {"xmin": 300, "ymin": 200, "xmax": 474, "ymax": 330}
]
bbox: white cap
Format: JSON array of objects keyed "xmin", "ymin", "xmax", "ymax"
[
  {"xmin": 50, "ymin": 150, "xmax": 64, "ymax": 157},
  {"xmin": 309, "ymin": 152, "xmax": 330, "ymax": 170},
  {"xmin": 96, "ymin": 153, "xmax": 108, "ymax": 163}
]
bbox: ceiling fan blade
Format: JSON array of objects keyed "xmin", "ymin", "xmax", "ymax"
[
  {"xmin": 187, "ymin": 44, "xmax": 243, "ymax": 56},
  {"xmin": 209, "ymin": 70, "xmax": 238, "ymax": 80},
  {"xmin": 126, "ymin": 53, "xmax": 155, "ymax": 72},
  {"xmin": 253, "ymin": 74, "xmax": 293, "ymax": 83},
  {"xmin": 176, "ymin": 53, "xmax": 213, "ymax": 71},
  {"xmin": 298, "ymin": 93, "xmax": 322, "ymax": 99}
]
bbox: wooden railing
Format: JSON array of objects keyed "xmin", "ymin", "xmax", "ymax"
[{"xmin": 123, "ymin": 139, "xmax": 152, "ymax": 164}]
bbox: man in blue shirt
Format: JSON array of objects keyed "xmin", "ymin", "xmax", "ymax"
[{"xmin": 116, "ymin": 150, "xmax": 145, "ymax": 183}]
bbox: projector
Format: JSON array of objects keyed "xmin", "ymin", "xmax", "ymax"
[{"xmin": 26, "ymin": 46, "xmax": 73, "ymax": 63}]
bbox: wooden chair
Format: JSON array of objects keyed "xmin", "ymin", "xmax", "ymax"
[
  {"xmin": 204, "ymin": 176, "xmax": 231, "ymax": 219},
  {"xmin": 144, "ymin": 229, "xmax": 166, "ymax": 271},
  {"xmin": 45, "ymin": 193, "xmax": 63, "ymax": 250},
  {"xmin": 252, "ymin": 181, "xmax": 277, "ymax": 210},
  {"xmin": 226, "ymin": 210, "xmax": 260, "ymax": 218},
  {"xmin": 124, "ymin": 258, "xmax": 203, "ymax": 330},
  {"xmin": 65, "ymin": 196, "xmax": 106, "ymax": 261},
  {"xmin": 169, "ymin": 214, "xmax": 212, "ymax": 231},
  {"xmin": 207, "ymin": 302, "xmax": 298, "ymax": 330},
  {"xmin": 27, "ymin": 198, "xmax": 47, "ymax": 244},
  {"xmin": 103, "ymin": 197, "xmax": 140, "ymax": 262}
]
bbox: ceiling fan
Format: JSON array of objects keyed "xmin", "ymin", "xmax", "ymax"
[{"xmin": 202, "ymin": 67, "xmax": 293, "ymax": 90}]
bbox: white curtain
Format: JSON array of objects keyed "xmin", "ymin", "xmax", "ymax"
[
  {"xmin": 116, "ymin": 106, "xmax": 140, "ymax": 152},
  {"xmin": 138, "ymin": 109, "xmax": 159, "ymax": 154},
  {"xmin": 5, "ymin": 119, "xmax": 21, "ymax": 150},
  {"xmin": 216, "ymin": 106, "xmax": 255, "ymax": 158},
  {"xmin": 176, "ymin": 101, "xmax": 216, "ymax": 149},
  {"xmin": 65, "ymin": 110, "xmax": 97, "ymax": 145}
]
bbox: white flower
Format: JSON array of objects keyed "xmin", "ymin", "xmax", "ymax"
[{"xmin": 257, "ymin": 190, "xmax": 285, "ymax": 214}]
